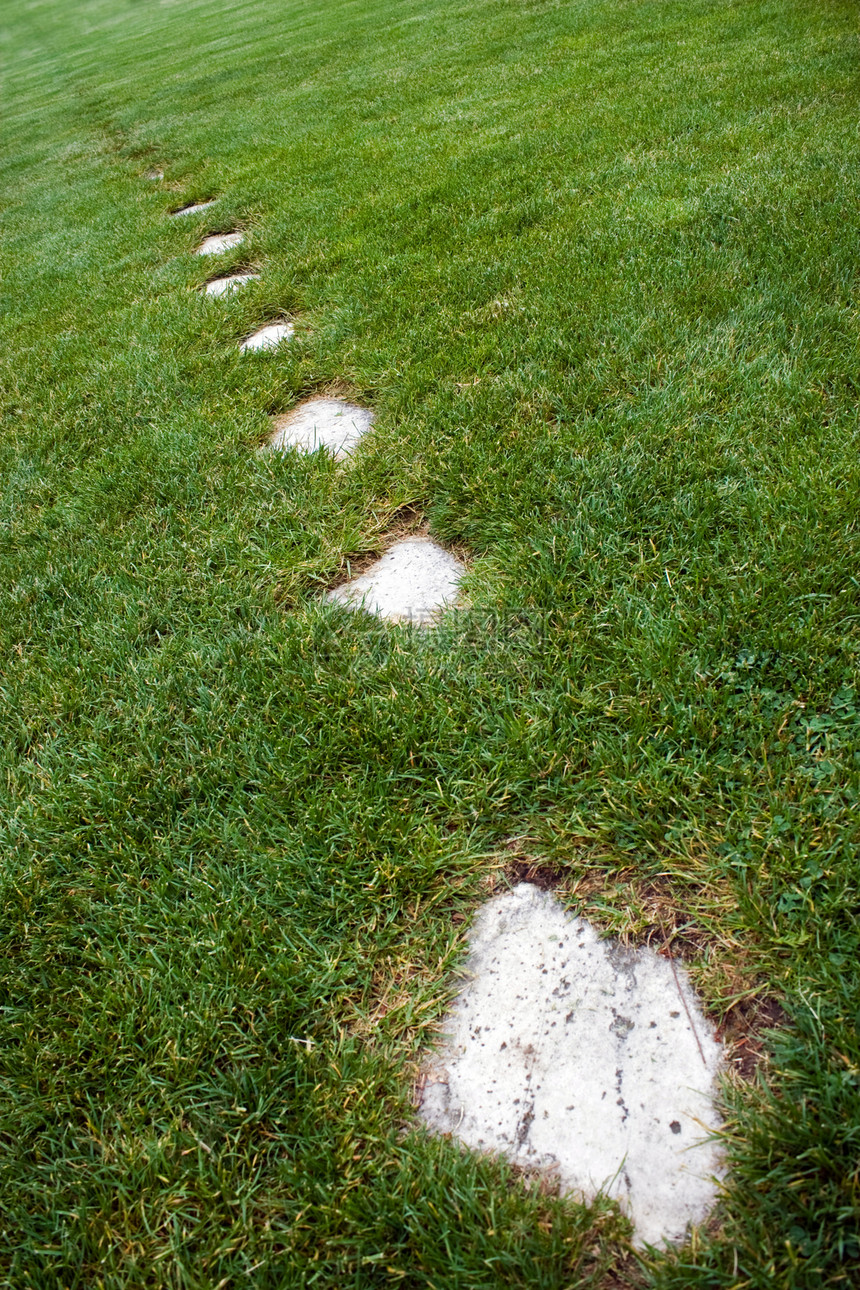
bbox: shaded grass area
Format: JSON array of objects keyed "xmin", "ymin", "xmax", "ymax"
[{"xmin": 1, "ymin": 0, "xmax": 859, "ymax": 1284}]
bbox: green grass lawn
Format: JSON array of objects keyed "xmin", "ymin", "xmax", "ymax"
[{"xmin": 2, "ymin": 0, "xmax": 859, "ymax": 1284}]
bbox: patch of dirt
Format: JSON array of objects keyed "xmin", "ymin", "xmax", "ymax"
[
  {"xmin": 385, "ymin": 504, "xmax": 429, "ymax": 542},
  {"xmin": 629, "ymin": 877, "xmax": 714, "ymax": 959},
  {"xmin": 483, "ymin": 835, "xmax": 568, "ymax": 892},
  {"xmin": 716, "ymin": 993, "xmax": 789, "ymax": 1079},
  {"xmin": 598, "ymin": 1269, "xmax": 646, "ymax": 1290},
  {"xmin": 503, "ymin": 857, "xmax": 566, "ymax": 891}
]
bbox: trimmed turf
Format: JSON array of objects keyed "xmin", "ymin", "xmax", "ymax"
[{"xmin": 1, "ymin": 0, "xmax": 859, "ymax": 1285}]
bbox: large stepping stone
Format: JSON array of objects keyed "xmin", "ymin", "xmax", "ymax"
[
  {"xmin": 239, "ymin": 321, "xmax": 294, "ymax": 353},
  {"xmin": 204, "ymin": 273, "xmax": 260, "ymax": 298},
  {"xmin": 195, "ymin": 231, "xmax": 244, "ymax": 256},
  {"xmin": 418, "ymin": 883, "xmax": 725, "ymax": 1247},
  {"xmin": 170, "ymin": 199, "xmax": 217, "ymax": 217},
  {"xmin": 268, "ymin": 398, "xmax": 374, "ymax": 460},
  {"xmin": 325, "ymin": 538, "xmax": 464, "ymax": 625}
]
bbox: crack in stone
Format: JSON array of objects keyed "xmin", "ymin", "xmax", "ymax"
[
  {"xmin": 515, "ymin": 1042, "xmax": 538, "ymax": 1149},
  {"xmin": 614, "ymin": 1066, "xmax": 630, "ymax": 1124}
]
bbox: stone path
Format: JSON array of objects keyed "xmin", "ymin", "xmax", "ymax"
[{"xmin": 155, "ymin": 176, "xmax": 726, "ymax": 1246}]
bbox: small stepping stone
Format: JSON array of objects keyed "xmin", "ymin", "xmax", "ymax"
[
  {"xmin": 268, "ymin": 398, "xmax": 374, "ymax": 460},
  {"xmin": 170, "ymin": 200, "xmax": 217, "ymax": 217},
  {"xmin": 418, "ymin": 884, "xmax": 726, "ymax": 1248},
  {"xmin": 144, "ymin": 169, "xmax": 164, "ymax": 181},
  {"xmin": 195, "ymin": 231, "xmax": 245, "ymax": 256},
  {"xmin": 204, "ymin": 273, "xmax": 260, "ymax": 298},
  {"xmin": 239, "ymin": 321, "xmax": 294, "ymax": 353},
  {"xmin": 325, "ymin": 538, "xmax": 464, "ymax": 625}
]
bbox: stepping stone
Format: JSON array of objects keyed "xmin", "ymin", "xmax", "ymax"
[
  {"xmin": 268, "ymin": 398, "xmax": 374, "ymax": 460},
  {"xmin": 204, "ymin": 273, "xmax": 260, "ymax": 298},
  {"xmin": 418, "ymin": 884, "xmax": 725, "ymax": 1248},
  {"xmin": 144, "ymin": 169, "xmax": 164, "ymax": 181},
  {"xmin": 170, "ymin": 200, "xmax": 217, "ymax": 217},
  {"xmin": 325, "ymin": 537, "xmax": 464, "ymax": 625},
  {"xmin": 195, "ymin": 231, "xmax": 245, "ymax": 256},
  {"xmin": 239, "ymin": 321, "xmax": 294, "ymax": 353}
]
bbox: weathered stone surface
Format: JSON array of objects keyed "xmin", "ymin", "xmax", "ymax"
[
  {"xmin": 268, "ymin": 398, "xmax": 374, "ymax": 460},
  {"xmin": 195, "ymin": 231, "xmax": 245, "ymax": 256},
  {"xmin": 325, "ymin": 538, "xmax": 464, "ymax": 625},
  {"xmin": 204, "ymin": 273, "xmax": 260, "ymax": 297},
  {"xmin": 239, "ymin": 321, "xmax": 294, "ymax": 352},
  {"xmin": 144, "ymin": 169, "xmax": 164, "ymax": 181},
  {"xmin": 170, "ymin": 200, "xmax": 217, "ymax": 217},
  {"xmin": 418, "ymin": 883, "xmax": 725, "ymax": 1247}
]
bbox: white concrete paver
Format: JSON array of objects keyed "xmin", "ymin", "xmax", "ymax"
[
  {"xmin": 325, "ymin": 538, "xmax": 464, "ymax": 625},
  {"xmin": 239, "ymin": 321, "xmax": 294, "ymax": 352},
  {"xmin": 195, "ymin": 231, "xmax": 245, "ymax": 256},
  {"xmin": 419, "ymin": 883, "xmax": 725, "ymax": 1247},
  {"xmin": 268, "ymin": 398, "xmax": 374, "ymax": 460},
  {"xmin": 204, "ymin": 273, "xmax": 260, "ymax": 297}
]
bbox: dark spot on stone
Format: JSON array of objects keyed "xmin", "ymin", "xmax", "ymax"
[
  {"xmin": 670, "ymin": 1120, "xmax": 682, "ymax": 1134},
  {"xmin": 670, "ymin": 1011, "xmax": 680, "ymax": 1018},
  {"xmin": 610, "ymin": 1011, "xmax": 635, "ymax": 1038},
  {"xmin": 516, "ymin": 1104, "xmax": 535, "ymax": 1146}
]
